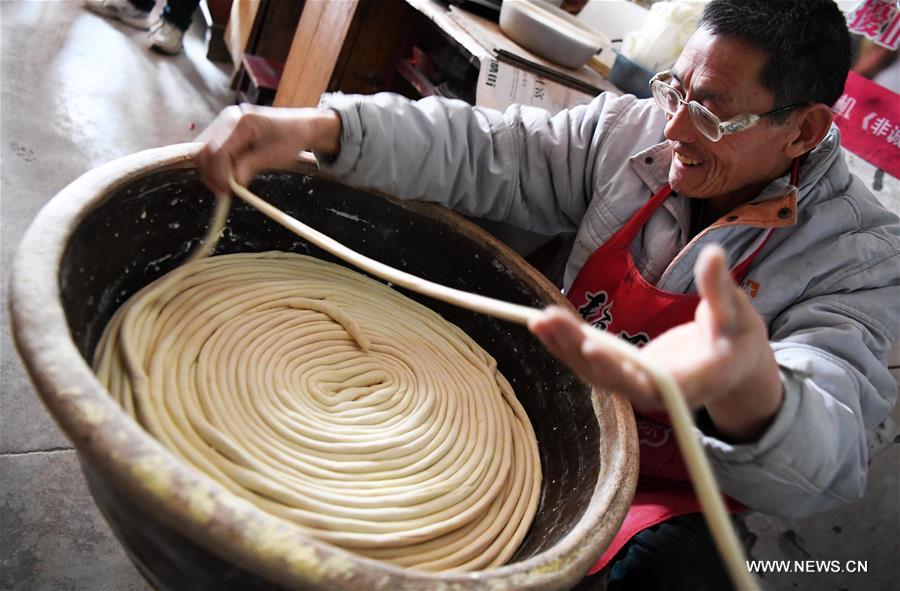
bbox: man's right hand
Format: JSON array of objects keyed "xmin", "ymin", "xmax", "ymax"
[{"xmin": 193, "ymin": 105, "xmax": 342, "ymax": 198}]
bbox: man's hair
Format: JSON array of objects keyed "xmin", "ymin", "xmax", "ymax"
[{"xmin": 698, "ymin": 0, "xmax": 851, "ymax": 112}]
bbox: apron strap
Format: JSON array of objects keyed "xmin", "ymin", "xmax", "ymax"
[
  {"xmin": 730, "ymin": 230, "xmax": 772, "ymax": 282},
  {"xmin": 611, "ymin": 184, "xmax": 673, "ymax": 246}
]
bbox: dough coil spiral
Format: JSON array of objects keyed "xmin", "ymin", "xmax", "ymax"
[{"xmin": 95, "ymin": 249, "xmax": 541, "ymax": 571}]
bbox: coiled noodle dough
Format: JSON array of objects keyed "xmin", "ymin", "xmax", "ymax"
[{"xmin": 94, "ymin": 251, "xmax": 541, "ymax": 571}]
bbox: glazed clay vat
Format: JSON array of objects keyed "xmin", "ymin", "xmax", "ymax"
[{"xmin": 10, "ymin": 144, "xmax": 638, "ymax": 590}]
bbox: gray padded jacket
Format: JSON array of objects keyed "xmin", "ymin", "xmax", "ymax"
[{"xmin": 318, "ymin": 91, "xmax": 900, "ymax": 518}]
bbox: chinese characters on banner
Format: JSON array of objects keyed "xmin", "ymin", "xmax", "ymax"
[
  {"xmin": 847, "ymin": 0, "xmax": 900, "ymax": 49},
  {"xmin": 833, "ymin": 71, "xmax": 900, "ymax": 178}
]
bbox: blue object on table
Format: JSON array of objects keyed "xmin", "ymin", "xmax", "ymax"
[{"xmin": 608, "ymin": 50, "xmax": 654, "ymax": 99}]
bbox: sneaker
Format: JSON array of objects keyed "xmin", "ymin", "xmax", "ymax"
[
  {"xmin": 148, "ymin": 19, "xmax": 185, "ymax": 55},
  {"xmin": 83, "ymin": 0, "xmax": 153, "ymax": 31}
]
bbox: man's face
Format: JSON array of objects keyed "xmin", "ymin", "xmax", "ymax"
[{"xmin": 664, "ymin": 28, "xmax": 795, "ymax": 202}]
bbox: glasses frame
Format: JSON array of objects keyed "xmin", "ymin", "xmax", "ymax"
[{"xmin": 649, "ymin": 70, "xmax": 806, "ymax": 142}]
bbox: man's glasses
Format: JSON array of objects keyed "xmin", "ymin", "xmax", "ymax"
[{"xmin": 649, "ymin": 70, "xmax": 805, "ymax": 142}]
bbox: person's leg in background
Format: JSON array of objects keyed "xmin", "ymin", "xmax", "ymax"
[
  {"xmin": 605, "ymin": 513, "xmax": 736, "ymax": 591},
  {"xmin": 149, "ymin": 0, "xmax": 201, "ymax": 55},
  {"xmin": 83, "ymin": 0, "xmax": 156, "ymax": 31}
]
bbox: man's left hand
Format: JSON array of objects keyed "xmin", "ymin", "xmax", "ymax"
[{"xmin": 528, "ymin": 245, "xmax": 783, "ymax": 442}]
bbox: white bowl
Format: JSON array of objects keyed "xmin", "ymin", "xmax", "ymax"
[{"xmin": 499, "ymin": 0, "xmax": 607, "ymax": 69}]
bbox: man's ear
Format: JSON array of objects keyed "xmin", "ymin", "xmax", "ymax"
[{"xmin": 785, "ymin": 104, "xmax": 834, "ymax": 158}]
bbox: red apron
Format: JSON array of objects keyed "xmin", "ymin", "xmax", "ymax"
[{"xmin": 566, "ymin": 171, "xmax": 791, "ymax": 574}]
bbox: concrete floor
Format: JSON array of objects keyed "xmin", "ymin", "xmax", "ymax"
[
  {"xmin": 1, "ymin": 2, "xmax": 232, "ymax": 589},
  {"xmin": 1, "ymin": 1, "xmax": 898, "ymax": 590}
]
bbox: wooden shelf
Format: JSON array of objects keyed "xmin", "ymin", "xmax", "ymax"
[{"xmin": 265, "ymin": 0, "xmax": 618, "ymax": 112}]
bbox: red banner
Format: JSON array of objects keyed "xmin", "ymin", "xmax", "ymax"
[
  {"xmin": 847, "ymin": 0, "xmax": 900, "ymax": 50},
  {"xmin": 832, "ymin": 71, "xmax": 900, "ymax": 178}
]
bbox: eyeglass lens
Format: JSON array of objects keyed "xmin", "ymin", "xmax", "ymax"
[{"xmin": 652, "ymin": 82, "xmax": 722, "ymax": 141}]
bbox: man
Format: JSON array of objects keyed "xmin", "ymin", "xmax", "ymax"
[{"xmin": 196, "ymin": 0, "xmax": 899, "ymax": 588}]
